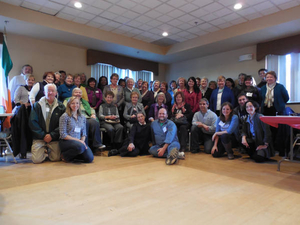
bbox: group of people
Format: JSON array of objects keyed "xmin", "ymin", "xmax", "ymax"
[{"xmin": 8, "ymin": 64, "xmax": 290, "ymax": 165}]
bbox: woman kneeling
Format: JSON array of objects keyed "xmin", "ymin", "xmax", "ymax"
[
  {"xmin": 59, "ymin": 97, "xmax": 94, "ymax": 163},
  {"xmin": 241, "ymin": 100, "xmax": 272, "ymax": 162},
  {"xmin": 211, "ymin": 102, "xmax": 238, "ymax": 160}
]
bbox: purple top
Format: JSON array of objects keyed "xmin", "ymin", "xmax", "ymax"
[{"xmin": 86, "ymin": 87, "xmax": 103, "ymax": 109}]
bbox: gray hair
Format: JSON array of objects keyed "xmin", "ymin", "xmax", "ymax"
[{"xmin": 44, "ymin": 83, "xmax": 57, "ymax": 92}]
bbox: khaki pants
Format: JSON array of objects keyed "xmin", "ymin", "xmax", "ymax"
[{"xmin": 31, "ymin": 140, "xmax": 61, "ymax": 164}]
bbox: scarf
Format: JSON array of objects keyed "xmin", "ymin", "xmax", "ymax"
[
  {"xmin": 264, "ymin": 83, "xmax": 276, "ymax": 107},
  {"xmin": 200, "ymin": 86, "xmax": 207, "ymax": 95},
  {"xmin": 141, "ymin": 90, "xmax": 148, "ymax": 98},
  {"xmin": 172, "ymin": 102, "xmax": 186, "ymax": 114}
]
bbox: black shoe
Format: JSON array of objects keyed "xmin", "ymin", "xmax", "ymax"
[
  {"xmin": 108, "ymin": 149, "xmax": 119, "ymax": 157},
  {"xmin": 190, "ymin": 149, "xmax": 199, "ymax": 154}
]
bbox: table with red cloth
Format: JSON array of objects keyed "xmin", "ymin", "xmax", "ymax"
[{"xmin": 260, "ymin": 116, "xmax": 300, "ymax": 171}]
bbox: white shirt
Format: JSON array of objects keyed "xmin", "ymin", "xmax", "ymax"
[{"xmin": 9, "ymin": 74, "xmax": 26, "ymax": 101}]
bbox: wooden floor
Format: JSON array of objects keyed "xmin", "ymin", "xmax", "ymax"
[{"xmin": 1, "ymin": 151, "xmax": 300, "ymax": 225}]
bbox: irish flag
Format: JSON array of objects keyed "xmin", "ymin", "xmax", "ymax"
[{"xmin": 1, "ymin": 33, "xmax": 13, "ymax": 128}]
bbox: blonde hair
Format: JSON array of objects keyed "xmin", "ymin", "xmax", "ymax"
[{"xmin": 66, "ymin": 96, "xmax": 82, "ymax": 117}]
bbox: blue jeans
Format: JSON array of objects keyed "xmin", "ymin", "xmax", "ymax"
[
  {"xmin": 149, "ymin": 141, "xmax": 180, "ymax": 158},
  {"xmin": 59, "ymin": 139, "xmax": 94, "ymax": 163}
]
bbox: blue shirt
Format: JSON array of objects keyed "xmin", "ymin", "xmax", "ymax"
[
  {"xmin": 151, "ymin": 119, "xmax": 179, "ymax": 145},
  {"xmin": 59, "ymin": 112, "xmax": 86, "ymax": 140},
  {"xmin": 247, "ymin": 115, "xmax": 255, "ymax": 138},
  {"xmin": 215, "ymin": 114, "xmax": 239, "ymax": 134}
]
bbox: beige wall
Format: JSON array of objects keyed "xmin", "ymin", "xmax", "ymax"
[
  {"xmin": 7, "ymin": 33, "xmax": 90, "ymax": 82},
  {"xmin": 7, "ymin": 33, "xmax": 166, "ymax": 83},
  {"xmin": 165, "ymin": 45, "xmax": 265, "ymax": 83}
]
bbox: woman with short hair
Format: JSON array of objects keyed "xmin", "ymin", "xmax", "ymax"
[
  {"xmin": 148, "ymin": 92, "xmax": 168, "ymax": 122},
  {"xmin": 57, "ymin": 74, "xmax": 76, "ymax": 102},
  {"xmin": 123, "ymin": 92, "xmax": 145, "ymax": 129}
]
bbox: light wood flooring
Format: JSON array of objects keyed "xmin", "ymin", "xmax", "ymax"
[{"xmin": 1, "ymin": 151, "xmax": 300, "ymax": 225}]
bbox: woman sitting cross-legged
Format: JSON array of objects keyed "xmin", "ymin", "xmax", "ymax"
[
  {"xmin": 59, "ymin": 97, "xmax": 94, "ymax": 163},
  {"xmin": 98, "ymin": 91, "xmax": 124, "ymax": 150},
  {"xmin": 211, "ymin": 102, "xmax": 239, "ymax": 160},
  {"xmin": 108, "ymin": 112, "xmax": 151, "ymax": 157},
  {"xmin": 241, "ymin": 100, "xmax": 272, "ymax": 162},
  {"xmin": 123, "ymin": 91, "xmax": 145, "ymax": 129}
]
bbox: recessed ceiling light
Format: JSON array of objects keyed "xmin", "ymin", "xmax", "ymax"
[
  {"xmin": 74, "ymin": 2, "xmax": 82, "ymax": 8},
  {"xmin": 234, "ymin": 3, "xmax": 242, "ymax": 10},
  {"xmin": 162, "ymin": 32, "xmax": 168, "ymax": 37}
]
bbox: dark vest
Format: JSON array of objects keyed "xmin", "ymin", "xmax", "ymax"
[{"xmin": 35, "ymin": 81, "xmax": 48, "ymax": 102}]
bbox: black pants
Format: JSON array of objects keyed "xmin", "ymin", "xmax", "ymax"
[
  {"xmin": 212, "ymin": 133, "xmax": 234, "ymax": 157},
  {"xmin": 244, "ymin": 138, "xmax": 267, "ymax": 163}
]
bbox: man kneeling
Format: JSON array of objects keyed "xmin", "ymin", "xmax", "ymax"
[
  {"xmin": 29, "ymin": 84, "xmax": 65, "ymax": 163},
  {"xmin": 149, "ymin": 108, "xmax": 180, "ymax": 165}
]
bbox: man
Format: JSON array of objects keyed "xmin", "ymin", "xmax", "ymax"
[
  {"xmin": 149, "ymin": 108, "xmax": 180, "ymax": 165},
  {"xmin": 233, "ymin": 73, "xmax": 246, "ymax": 98},
  {"xmin": 190, "ymin": 98, "xmax": 217, "ymax": 154},
  {"xmin": 29, "ymin": 84, "xmax": 65, "ymax": 163},
  {"xmin": 257, "ymin": 68, "xmax": 268, "ymax": 88},
  {"xmin": 233, "ymin": 93, "xmax": 249, "ymax": 153},
  {"xmin": 9, "ymin": 64, "xmax": 33, "ymax": 102}
]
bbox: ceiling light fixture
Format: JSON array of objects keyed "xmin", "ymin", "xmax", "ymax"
[
  {"xmin": 234, "ymin": 3, "xmax": 242, "ymax": 10},
  {"xmin": 162, "ymin": 32, "xmax": 168, "ymax": 37},
  {"xmin": 74, "ymin": 2, "xmax": 82, "ymax": 8}
]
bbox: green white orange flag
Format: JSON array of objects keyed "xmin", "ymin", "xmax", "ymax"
[{"xmin": 1, "ymin": 33, "xmax": 13, "ymax": 128}]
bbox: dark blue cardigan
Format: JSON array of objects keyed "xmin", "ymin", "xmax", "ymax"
[
  {"xmin": 260, "ymin": 83, "xmax": 289, "ymax": 114},
  {"xmin": 209, "ymin": 86, "xmax": 235, "ymax": 112}
]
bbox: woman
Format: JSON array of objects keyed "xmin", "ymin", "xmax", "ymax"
[
  {"xmin": 148, "ymin": 92, "xmax": 168, "ymax": 122},
  {"xmin": 102, "ymin": 73, "xmax": 124, "ymax": 110},
  {"xmin": 260, "ymin": 71, "xmax": 289, "ymax": 116},
  {"xmin": 209, "ymin": 81, "xmax": 217, "ymax": 90},
  {"xmin": 98, "ymin": 76, "xmax": 108, "ymax": 92},
  {"xmin": 74, "ymin": 74, "xmax": 88, "ymax": 101},
  {"xmin": 200, "ymin": 77, "xmax": 213, "ymax": 101},
  {"xmin": 176, "ymin": 77, "xmax": 187, "ymax": 93},
  {"xmin": 242, "ymin": 75, "xmax": 261, "ymax": 104},
  {"xmin": 14, "ymin": 75, "xmax": 35, "ymax": 108},
  {"xmin": 57, "ymin": 74, "xmax": 76, "ymax": 102},
  {"xmin": 160, "ymin": 81, "xmax": 172, "ymax": 110},
  {"xmin": 211, "ymin": 102, "xmax": 239, "ymax": 160},
  {"xmin": 241, "ymin": 100, "xmax": 272, "ymax": 162},
  {"xmin": 80, "ymin": 73, "xmax": 87, "ymax": 87},
  {"xmin": 86, "ymin": 77, "xmax": 103, "ymax": 111},
  {"xmin": 64, "ymin": 88, "xmax": 105, "ymax": 153},
  {"xmin": 124, "ymin": 78, "xmax": 141, "ymax": 103},
  {"xmin": 108, "ymin": 112, "xmax": 151, "ymax": 157},
  {"xmin": 185, "ymin": 77, "xmax": 202, "ymax": 113},
  {"xmin": 29, "ymin": 71, "xmax": 55, "ymax": 104},
  {"xmin": 210, "ymin": 76, "xmax": 235, "ymax": 115},
  {"xmin": 226, "ymin": 78, "xmax": 235, "ymax": 90},
  {"xmin": 171, "ymin": 91, "xmax": 193, "ymax": 158},
  {"xmin": 260, "ymin": 71, "xmax": 289, "ymax": 156},
  {"xmin": 118, "ymin": 79, "xmax": 126, "ymax": 89},
  {"xmin": 123, "ymin": 92, "xmax": 145, "ymax": 129},
  {"xmin": 54, "ymin": 72, "xmax": 61, "ymax": 87},
  {"xmin": 168, "ymin": 80, "xmax": 177, "ymax": 105},
  {"xmin": 98, "ymin": 91, "xmax": 124, "ymax": 149},
  {"xmin": 140, "ymin": 81, "xmax": 154, "ymax": 119},
  {"xmin": 59, "ymin": 97, "xmax": 94, "ymax": 163}
]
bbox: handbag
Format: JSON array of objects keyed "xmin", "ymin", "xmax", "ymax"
[{"xmin": 171, "ymin": 116, "xmax": 188, "ymax": 125}]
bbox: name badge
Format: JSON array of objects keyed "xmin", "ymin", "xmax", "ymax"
[
  {"xmin": 162, "ymin": 126, "xmax": 167, "ymax": 133},
  {"xmin": 246, "ymin": 92, "xmax": 253, "ymax": 97},
  {"xmin": 219, "ymin": 121, "xmax": 225, "ymax": 127},
  {"xmin": 74, "ymin": 127, "xmax": 81, "ymax": 133},
  {"xmin": 46, "ymin": 107, "xmax": 50, "ymax": 112},
  {"xmin": 96, "ymin": 91, "xmax": 99, "ymax": 93}
]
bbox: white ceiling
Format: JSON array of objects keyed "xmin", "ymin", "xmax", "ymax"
[
  {"xmin": 1, "ymin": 0, "xmax": 300, "ymax": 45},
  {"xmin": 0, "ymin": 0, "xmax": 300, "ymax": 64}
]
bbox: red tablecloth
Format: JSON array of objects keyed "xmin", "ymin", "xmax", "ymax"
[{"xmin": 260, "ymin": 116, "xmax": 300, "ymax": 129}]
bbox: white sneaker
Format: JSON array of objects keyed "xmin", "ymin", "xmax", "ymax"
[{"xmin": 178, "ymin": 152, "xmax": 185, "ymax": 160}]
